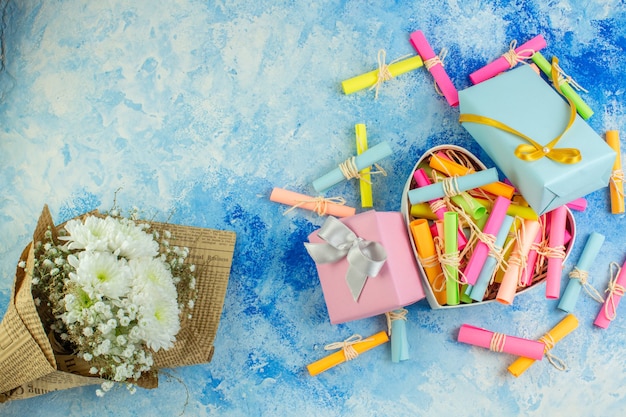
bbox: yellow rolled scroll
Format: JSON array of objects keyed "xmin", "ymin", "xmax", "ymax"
[{"xmin": 508, "ymin": 314, "xmax": 579, "ymax": 377}]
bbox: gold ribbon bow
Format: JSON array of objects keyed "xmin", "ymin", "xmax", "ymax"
[{"xmin": 459, "ymin": 57, "xmax": 582, "ymax": 165}]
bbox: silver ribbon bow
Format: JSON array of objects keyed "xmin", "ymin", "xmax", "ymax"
[{"xmin": 305, "ymin": 216, "xmax": 387, "ymax": 302}]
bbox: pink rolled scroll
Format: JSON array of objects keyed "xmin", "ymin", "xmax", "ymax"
[
  {"xmin": 546, "ymin": 206, "xmax": 568, "ymax": 299},
  {"xmin": 462, "ymin": 196, "xmax": 511, "ymax": 285},
  {"xmin": 270, "ymin": 187, "xmax": 355, "ymax": 217},
  {"xmin": 413, "ymin": 168, "xmax": 467, "ymax": 250},
  {"xmin": 496, "ymin": 219, "xmax": 541, "ymax": 305},
  {"xmin": 469, "ymin": 35, "xmax": 547, "ymax": 84},
  {"xmin": 409, "ymin": 30, "xmax": 459, "ymax": 106},
  {"xmin": 457, "ymin": 324, "xmax": 545, "ymax": 360},
  {"xmin": 566, "ymin": 198, "xmax": 587, "ymax": 212},
  {"xmin": 594, "ymin": 261, "xmax": 626, "ymax": 329},
  {"xmin": 542, "ymin": 210, "xmax": 572, "ymax": 245},
  {"xmin": 520, "ymin": 223, "xmax": 544, "ymax": 287}
]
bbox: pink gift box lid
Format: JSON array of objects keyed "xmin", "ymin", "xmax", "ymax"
[{"xmin": 307, "ymin": 210, "xmax": 425, "ymax": 324}]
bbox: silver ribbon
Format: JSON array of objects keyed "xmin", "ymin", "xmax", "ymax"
[{"xmin": 305, "ymin": 216, "xmax": 387, "ymax": 302}]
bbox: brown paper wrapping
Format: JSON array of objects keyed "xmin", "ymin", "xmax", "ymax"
[{"xmin": 0, "ymin": 205, "xmax": 236, "ymax": 402}]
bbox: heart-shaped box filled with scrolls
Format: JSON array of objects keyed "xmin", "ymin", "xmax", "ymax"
[{"xmin": 400, "ymin": 145, "xmax": 576, "ymax": 309}]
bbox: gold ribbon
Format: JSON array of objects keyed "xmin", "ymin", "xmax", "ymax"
[{"xmin": 459, "ymin": 57, "xmax": 581, "ymax": 164}]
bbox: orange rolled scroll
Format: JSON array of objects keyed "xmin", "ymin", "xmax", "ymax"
[
  {"xmin": 508, "ymin": 314, "xmax": 579, "ymax": 377},
  {"xmin": 429, "ymin": 152, "xmax": 515, "ymax": 199},
  {"xmin": 409, "ymin": 219, "xmax": 447, "ymax": 305},
  {"xmin": 307, "ymin": 331, "xmax": 389, "ymax": 376}
]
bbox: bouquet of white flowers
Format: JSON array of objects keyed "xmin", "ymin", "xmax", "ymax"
[
  {"xmin": 32, "ymin": 209, "xmax": 197, "ymax": 396},
  {"xmin": 0, "ymin": 205, "xmax": 236, "ymax": 401}
]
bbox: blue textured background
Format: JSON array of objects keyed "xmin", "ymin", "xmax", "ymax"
[{"xmin": 1, "ymin": 0, "xmax": 625, "ymax": 416}]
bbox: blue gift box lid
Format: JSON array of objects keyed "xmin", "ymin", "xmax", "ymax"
[{"xmin": 458, "ymin": 65, "xmax": 615, "ymax": 215}]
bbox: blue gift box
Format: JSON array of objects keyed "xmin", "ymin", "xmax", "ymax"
[{"xmin": 458, "ymin": 65, "xmax": 615, "ymax": 215}]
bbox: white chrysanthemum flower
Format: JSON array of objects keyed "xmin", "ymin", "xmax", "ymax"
[
  {"xmin": 134, "ymin": 291, "xmax": 180, "ymax": 351},
  {"xmin": 105, "ymin": 217, "xmax": 159, "ymax": 260},
  {"xmin": 129, "ymin": 257, "xmax": 176, "ymax": 294},
  {"xmin": 59, "ymin": 216, "xmax": 112, "ymax": 251},
  {"xmin": 68, "ymin": 251, "xmax": 132, "ymax": 300}
]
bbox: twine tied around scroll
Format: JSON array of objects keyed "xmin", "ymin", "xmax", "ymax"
[
  {"xmin": 489, "ymin": 332, "xmax": 506, "ymax": 353},
  {"xmin": 385, "ymin": 308, "xmax": 408, "ymax": 336},
  {"xmin": 424, "ymin": 47, "xmax": 448, "ymax": 96},
  {"xmin": 531, "ymin": 217, "xmax": 549, "ymax": 275},
  {"xmin": 436, "ymin": 236, "xmax": 469, "ymax": 286},
  {"xmin": 421, "ymin": 237, "xmax": 446, "ymax": 292},
  {"xmin": 501, "ymin": 40, "xmax": 536, "ymax": 68},
  {"xmin": 507, "ymin": 221, "xmax": 531, "ymax": 286},
  {"xmin": 441, "ymin": 176, "xmax": 462, "ymax": 199},
  {"xmin": 489, "ymin": 232, "xmax": 516, "ymax": 286},
  {"xmin": 552, "ymin": 61, "xmax": 588, "ymax": 92},
  {"xmin": 539, "ymin": 333, "xmax": 567, "ymax": 371},
  {"xmin": 428, "ymin": 197, "xmax": 448, "ymax": 214},
  {"xmin": 339, "ymin": 157, "xmax": 387, "ymax": 183},
  {"xmin": 604, "ymin": 262, "xmax": 625, "ymax": 321},
  {"xmin": 324, "ymin": 334, "xmax": 372, "ymax": 361},
  {"xmin": 542, "ymin": 244, "xmax": 566, "ymax": 265},
  {"xmin": 283, "ymin": 196, "xmax": 347, "ymax": 216},
  {"xmin": 568, "ymin": 267, "xmax": 605, "ymax": 303},
  {"xmin": 610, "ymin": 168, "xmax": 625, "ymax": 200},
  {"xmin": 368, "ymin": 49, "xmax": 412, "ymax": 99}
]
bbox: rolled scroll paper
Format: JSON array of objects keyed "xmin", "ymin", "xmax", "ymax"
[
  {"xmin": 413, "ymin": 168, "xmax": 448, "ymax": 219},
  {"xmin": 493, "ymin": 218, "xmax": 522, "ymax": 284},
  {"xmin": 469, "ymin": 35, "xmax": 547, "ymax": 84},
  {"xmin": 386, "ymin": 309, "xmax": 409, "ymax": 363},
  {"xmin": 546, "ymin": 206, "xmax": 568, "ymax": 299},
  {"xmin": 270, "ymin": 188, "xmax": 356, "ymax": 217},
  {"xmin": 460, "ymin": 284, "xmax": 474, "ymax": 304},
  {"xmin": 407, "ymin": 168, "xmax": 499, "ymax": 205},
  {"xmin": 312, "ymin": 141, "xmax": 393, "ymax": 193},
  {"xmin": 443, "ymin": 212, "xmax": 460, "ymax": 305},
  {"xmin": 409, "ymin": 30, "xmax": 459, "ymax": 106},
  {"xmin": 530, "ymin": 51, "xmax": 593, "ymax": 120},
  {"xmin": 566, "ymin": 197, "xmax": 587, "ymax": 212},
  {"xmin": 307, "ymin": 331, "xmax": 389, "ymax": 376},
  {"xmin": 606, "ymin": 130, "xmax": 624, "ymax": 214},
  {"xmin": 558, "ymin": 232, "xmax": 605, "ymax": 313},
  {"xmin": 409, "ymin": 219, "xmax": 447, "ymax": 305},
  {"xmin": 474, "ymin": 197, "xmax": 539, "ymax": 220},
  {"xmin": 429, "ymin": 152, "xmax": 515, "ymax": 199},
  {"xmin": 496, "ymin": 219, "xmax": 542, "ymax": 305},
  {"xmin": 457, "ymin": 324, "xmax": 545, "ymax": 360},
  {"xmin": 413, "ymin": 168, "xmax": 468, "ymax": 249},
  {"xmin": 520, "ymin": 224, "xmax": 543, "ymax": 287},
  {"xmin": 507, "ymin": 314, "xmax": 579, "ymax": 377},
  {"xmin": 341, "ymin": 53, "xmax": 424, "ymax": 95},
  {"xmin": 470, "ymin": 215, "xmax": 515, "ymax": 301},
  {"xmin": 409, "ymin": 202, "xmax": 438, "ymax": 220},
  {"xmin": 355, "ymin": 124, "xmax": 373, "ymax": 208},
  {"xmin": 450, "ymin": 192, "xmax": 487, "ymax": 220},
  {"xmin": 463, "ymin": 196, "xmax": 511, "ymax": 285},
  {"xmin": 594, "ymin": 261, "xmax": 626, "ymax": 329}
]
